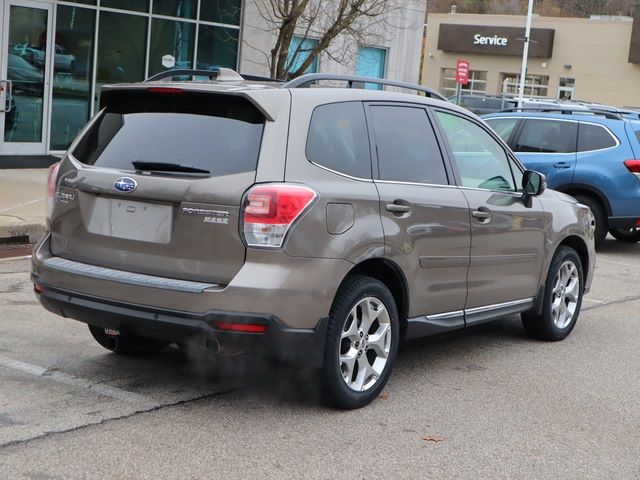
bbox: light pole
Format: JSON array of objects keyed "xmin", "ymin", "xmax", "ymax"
[{"xmin": 518, "ymin": 0, "xmax": 535, "ymax": 109}]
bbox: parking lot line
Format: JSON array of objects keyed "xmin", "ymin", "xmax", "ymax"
[{"xmin": 0, "ymin": 355, "xmax": 160, "ymax": 408}]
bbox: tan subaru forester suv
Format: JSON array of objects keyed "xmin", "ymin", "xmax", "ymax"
[{"xmin": 32, "ymin": 69, "xmax": 595, "ymax": 409}]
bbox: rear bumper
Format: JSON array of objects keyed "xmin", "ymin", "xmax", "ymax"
[
  {"xmin": 34, "ymin": 281, "xmax": 328, "ymax": 367},
  {"xmin": 32, "ymin": 233, "xmax": 354, "ymax": 330},
  {"xmin": 608, "ymin": 216, "xmax": 640, "ymax": 229}
]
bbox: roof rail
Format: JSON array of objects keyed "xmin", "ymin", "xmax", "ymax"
[
  {"xmin": 498, "ymin": 107, "xmax": 623, "ymax": 120},
  {"xmin": 281, "ymin": 73, "xmax": 447, "ymax": 101},
  {"xmin": 145, "ymin": 67, "xmax": 251, "ymax": 82}
]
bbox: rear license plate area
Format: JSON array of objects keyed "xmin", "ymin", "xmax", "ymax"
[{"xmin": 86, "ymin": 197, "xmax": 172, "ymax": 243}]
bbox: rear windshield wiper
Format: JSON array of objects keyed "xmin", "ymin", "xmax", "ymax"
[{"xmin": 132, "ymin": 161, "xmax": 210, "ymax": 174}]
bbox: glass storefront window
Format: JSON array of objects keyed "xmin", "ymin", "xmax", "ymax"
[
  {"xmin": 5, "ymin": 6, "xmax": 48, "ymax": 143},
  {"xmin": 196, "ymin": 25, "xmax": 238, "ymax": 70},
  {"xmin": 200, "ymin": 0, "xmax": 241, "ymax": 25},
  {"xmin": 501, "ymin": 73, "xmax": 549, "ymax": 97},
  {"xmin": 356, "ymin": 46, "xmax": 386, "ymax": 89},
  {"xmin": 149, "ymin": 19, "xmax": 195, "ymax": 76},
  {"xmin": 153, "ymin": 0, "xmax": 197, "ymax": 19},
  {"xmin": 96, "ymin": 12, "xmax": 147, "ymax": 101},
  {"xmin": 50, "ymin": 6, "xmax": 95, "ymax": 151},
  {"xmin": 441, "ymin": 68, "xmax": 487, "ymax": 97},
  {"xmin": 287, "ymin": 36, "xmax": 318, "ymax": 76},
  {"xmin": 100, "ymin": 0, "xmax": 149, "ymax": 13}
]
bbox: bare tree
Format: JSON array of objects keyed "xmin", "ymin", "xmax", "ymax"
[{"xmin": 246, "ymin": 0, "xmax": 403, "ymax": 79}]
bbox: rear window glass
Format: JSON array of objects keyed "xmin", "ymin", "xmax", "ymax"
[
  {"xmin": 73, "ymin": 90, "xmax": 264, "ymax": 176},
  {"xmin": 514, "ymin": 119, "xmax": 577, "ymax": 154},
  {"xmin": 577, "ymin": 123, "xmax": 617, "ymax": 151},
  {"xmin": 306, "ymin": 102, "xmax": 372, "ymax": 179}
]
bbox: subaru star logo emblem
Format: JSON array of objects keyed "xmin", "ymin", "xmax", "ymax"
[{"xmin": 113, "ymin": 177, "xmax": 137, "ymax": 192}]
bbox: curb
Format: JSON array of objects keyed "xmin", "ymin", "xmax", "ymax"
[{"xmin": 0, "ymin": 222, "xmax": 45, "ymax": 243}]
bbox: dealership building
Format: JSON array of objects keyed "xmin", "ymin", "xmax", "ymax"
[
  {"xmin": 422, "ymin": 12, "xmax": 640, "ymax": 106},
  {"xmin": 0, "ymin": 0, "xmax": 424, "ymax": 165}
]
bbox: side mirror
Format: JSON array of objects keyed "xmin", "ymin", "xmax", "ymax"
[{"xmin": 522, "ymin": 170, "xmax": 546, "ymax": 196}]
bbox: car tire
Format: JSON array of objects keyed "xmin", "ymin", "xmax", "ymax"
[
  {"xmin": 321, "ymin": 275, "xmax": 399, "ymax": 409},
  {"xmin": 572, "ymin": 194, "xmax": 607, "ymax": 247},
  {"xmin": 521, "ymin": 246, "xmax": 584, "ymax": 341},
  {"xmin": 608, "ymin": 226, "xmax": 640, "ymax": 243},
  {"xmin": 88, "ymin": 325, "xmax": 166, "ymax": 354}
]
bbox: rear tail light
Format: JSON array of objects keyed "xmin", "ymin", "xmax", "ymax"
[
  {"xmin": 242, "ymin": 184, "xmax": 317, "ymax": 248},
  {"xmin": 46, "ymin": 162, "xmax": 61, "ymax": 221},
  {"xmin": 624, "ymin": 159, "xmax": 640, "ymax": 179}
]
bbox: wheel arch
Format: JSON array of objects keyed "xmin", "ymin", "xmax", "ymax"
[
  {"xmin": 338, "ymin": 258, "xmax": 410, "ymax": 340},
  {"xmin": 558, "ymin": 235, "xmax": 590, "ymax": 281},
  {"xmin": 556, "ymin": 183, "xmax": 612, "ymax": 217}
]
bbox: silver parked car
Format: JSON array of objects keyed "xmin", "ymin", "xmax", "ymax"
[{"xmin": 32, "ymin": 69, "xmax": 596, "ymax": 409}]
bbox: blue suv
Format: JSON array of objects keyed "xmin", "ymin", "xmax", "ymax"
[{"xmin": 483, "ymin": 111, "xmax": 640, "ymax": 246}]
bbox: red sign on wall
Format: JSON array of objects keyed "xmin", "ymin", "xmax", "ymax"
[{"xmin": 456, "ymin": 59, "xmax": 470, "ymax": 85}]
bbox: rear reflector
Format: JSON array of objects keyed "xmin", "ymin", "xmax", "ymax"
[
  {"xmin": 624, "ymin": 159, "xmax": 640, "ymax": 179},
  {"xmin": 242, "ymin": 184, "xmax": 317, "ymax": 248},
  {"xmin": 33, "ymin": 283, "xmax": 45, "ymax": 294},
  {"xmin": 214, "ymin": 322, "xmax": 268, "ymax": 333}
]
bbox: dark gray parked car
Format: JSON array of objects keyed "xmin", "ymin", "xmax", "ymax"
[{"xmin": 32, "ymin": 69, "xmax": 595, "ymax": 409}]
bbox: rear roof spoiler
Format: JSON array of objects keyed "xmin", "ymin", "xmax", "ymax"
[{"xmin": 99, "ymin": 83, "xmax": 282, "ymax": 122}]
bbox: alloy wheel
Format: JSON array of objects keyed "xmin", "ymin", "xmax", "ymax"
[
  {"xmin": 339, "ymin": 296, "xmax": 391, "ymax": 392},
  {"xmin": 551, "ymin": 260, "xmax": 580, "ymax": 329}
]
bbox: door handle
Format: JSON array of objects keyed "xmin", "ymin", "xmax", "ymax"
[
  {"xmin": 552, "ymin": 162, "xmax": 571, "ymax": 169},
  {"xmin": 386, "ymin": 202, "xmax": 412, "ymax": 214},
  {"xmin": 472, "ymin": 208, "xmax": 491, "ymax": 222}
]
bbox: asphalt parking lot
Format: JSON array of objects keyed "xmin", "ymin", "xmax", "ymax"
[{"xmin": 1, "ymin": 239, "xmax": 639, "ymax": 479}]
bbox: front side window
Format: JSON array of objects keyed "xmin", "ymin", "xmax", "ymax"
[
  {"xmin": 578, "ymin": 123, "xmax": 618, "ymax": 152},
  {"xmin": 514, "ymin": 119, "xmax": 577, "ymax": 154},
  {"xmin": 436, "ymin": 110, "xmax": 517, "ymax": 192},
  {"xmin": 370, "ymin": 105, "xmax": 448, "ymax": 185},
  {"xmin": 306, "ymin": 102, "xmax": 371, "ymax": 179},
  {"xmin": 485, "ymin": 117, "xmax": 519, "ymax": 142}
]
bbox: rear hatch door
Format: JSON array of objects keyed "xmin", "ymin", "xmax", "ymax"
[{"xmin": 50, "ymin": 88, "xmax": 265, "ymax": 285}]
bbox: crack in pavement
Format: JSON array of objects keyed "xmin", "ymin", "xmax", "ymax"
[
  {"xmin": 583, "ymin": 295, "xmax": 640, "ymax": 311},
  {"xmin": 0, "ymin": 388, "xmax": 235, "ymax": 451}
]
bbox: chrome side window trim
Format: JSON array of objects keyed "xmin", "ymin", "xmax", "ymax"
[
  {"xmin": 374, "ymin": 179, "xmax": 455, "ymax": 188},
  {"xmin": 308, "ymin": 160, "xmax": 374, "ymax": 182}
]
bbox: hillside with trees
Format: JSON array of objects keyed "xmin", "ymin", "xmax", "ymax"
[{"xmin": 427, "ymin": 0, "xmax": 637, "ymax": 17}]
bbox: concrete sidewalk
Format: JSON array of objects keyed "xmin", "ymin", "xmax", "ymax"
[{"xmin": 0, "ymin": 169, "xmax": 47, "ymax": 243}]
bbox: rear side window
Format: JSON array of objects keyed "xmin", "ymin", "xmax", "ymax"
[
  {"xmin": 369, "ymin": 105, "xmax": 448, "ymax": 185},
  {"xmin": 578, "ymin": 123, "xmax": 618, "ymax": 152},
  {"xmin": 485, "ymin": 117, "xmax": 519, "ymax": 142},
  {"xmin": 306, "ymin": 102, "xmax": 372, "ymax": 179},
  {"xmin": 514, "ymin": 119, "xmax": 577, "ymax": 154},
  {"xmin": 73, "ymin": 90, "xmax": 264, "ymax": 176}
]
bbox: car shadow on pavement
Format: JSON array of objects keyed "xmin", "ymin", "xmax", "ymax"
[
  {"xmin": 595, "ymin": 237, "xmax": 640, "ymax": 256},
  {"xmin": 91, "ymin": 315, "xmax": 532, "ymax": 409}
]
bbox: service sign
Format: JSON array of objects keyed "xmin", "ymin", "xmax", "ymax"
[
  {"xmin": 456, "ymin": 59, "xmax": 470, "ymax": 85},
  {"xmin": 438, "ymin": 24, "xmax": 555, "ymax": 58}
]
